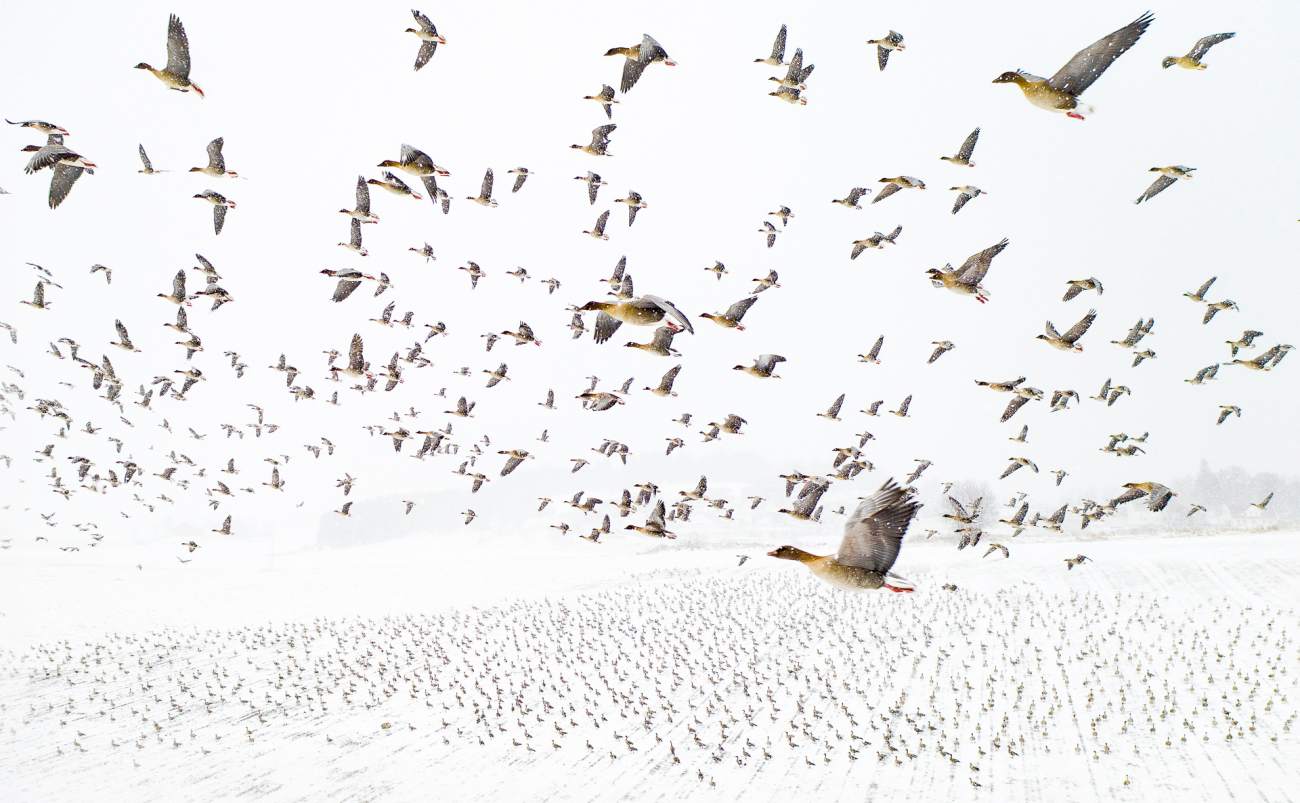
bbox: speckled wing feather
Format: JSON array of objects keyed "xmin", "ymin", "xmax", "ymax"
[
  {"xmin": 48, "ymin": 164, "xmax": 84, "ymax": 209},
  {"xmin": 1062, "ymin": 309, "xmax": 1097, "ymax": 343},
  {"xmin": 501, "ymin": 456, "xmax": 524, "ymax": 476},
  {"xmin": 1134, "ymin": 174, "xmax": 1175, "ymax": 204},
  {"xmin": 593, "ymin": 311, "xmax": 622, "ymax": 344},
  {"xmin": 951, "ymin": 191, "xmax": 973, "ymax": 215},
  {"xmin": 512, "ymin": 173, "xmax": 527, "ymax": 193},
  {"xmin": 480, "ymin": 168, "xmax": 493, "ymax": 199},
  {"xmin": 956, "ymin": 128, "xmax": 980, "ymax": 161},
  {"xmin": 207, "ymin": 138, "xmax": 226, "ymax": 173},
  {"xmin": 877, "ymin": 45, "xmax": 891, "ymax": 72},
  {"xmin": 1000, "ymin": 395, "xmax": 1030, "ymax": 422},
  {"xmin": 1189, "ymin": 32, "xmax": 1234, "ymax": 61},
  {"xmin": 725, "ymin": 296, "xmax": 757, "ymax": 322},
  {"xmin": 166, "ymin": 14, "xmax": 192, "ymax": 81},
  {"xmin": 956, "ymin": 238, "xmax": 1009, "ymax": 285},
  {"xmin": 638, "ymin": 295, "xmax": 693, "ymax": 334},
  {"xmin": 871, "ymin": 183, "xmax": 901, "ymax": 204},
  {"xmin": 836, "ymin": 479, "xmax": 918, "ymax": 572},
  {"xmin": 333, "ymin": 279, "xmax": 361, "ymax": 303},
  {"xmin": 1047, "ymin": 11, "xmax": 1154, "ymax": 96}
]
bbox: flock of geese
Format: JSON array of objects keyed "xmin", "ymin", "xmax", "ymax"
[{"xmin": 0, "ymin": 9, "xmax": 1290, "ymax": 597}]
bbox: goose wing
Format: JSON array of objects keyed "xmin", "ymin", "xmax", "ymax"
[
  {"xmin": 836, "ymin": 479, "xmax": 919, "ymax": 572},
  {"xmin": 1061, "ymin": 309, "xmax": 1097, "ymax": 343},
  {"xmin": 956, "ymin": 128, "xmax": 980, "ymax": 161},
  {"xmin": 638, "ymin": 295, "xmax": 693, "ymax": 334},
  {"xmin": 1047, "ymin": 12, "xmax": 1154, "ymax": 96},
  {"xmin": 165, "ymin": 14, "xmax": 192, "ymax": 81}
]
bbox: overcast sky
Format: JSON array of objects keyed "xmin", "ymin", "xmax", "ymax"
[{"xmin": 0, "ymin": 0, "xmax": 1295, "ymax": 559}]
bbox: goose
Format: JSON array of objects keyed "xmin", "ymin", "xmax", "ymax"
[
  {"xmin": 212, "ymin": 515, "xmax": 232, "ymax": 535},
  {"xmin": 136, "ymin": 144, "xmax": 164, "ymax": 175},
  {"xmin": 982, "ymin": 543, "xmax": 1009, "ymax": 559},
  {"xmin": 584, "ymin": 210, "xmax": 611, "ymax": 240},
  {"xmin": 583, "ymin": 85, "xmax": 618, "ymax": 119},
  {"xmin": 504, "ymin": 167, "xmax": 532, "ymax": 194},
  {"xmin": 832, "ymin": 188, "xmax": 871, "ymax": 209},
  {"xmin": 624, "ymin": 326, "xmax": 680, "ymax": 356},
  {"xmin": 645, "ymin": 365, "xmax": 682, "ymax": 397},
  {"xmin": 1186, "ymin": 504, "xmax": 1206, "ymax": 517},
  {"xmin": 928, "ymin": 341, "xmax": 955, "ymax": 363},
  {"xmin": 340, "ymin": 175, "xmax": 378, "ymax": 223},
  {"xmin": 770, "ymin": 479, "xmax": 919, "ymax": 591},
  {"xmin": 755, "ymin": 24, "xmax": 788, "ymax": 66},
  {"xmin": 891, "ymin": 395, "xmax": 913, "ymax": 417},
  {"xmin": 851, "ymin": 226, "xmax": 902, "ymax": 258},
  {"xmin": 992, "ymin": 13, "xmax": 1154, "ymax": 119},
  {"xmin": 819, "ymin": 394, "xmax": 845, "ymax": 421},
  {"xmin": 157, "ymin": 270, "xmax": 191, "ymax": 306},
  {"xmin": 605, "ymin": 34, "xmax": 676, "ymax": 94},
  {"xmin": 1163, "ymin": 33, "xmax": 1234, "ymax": 70},
  {"xmin": 1216, "ymin": 405, "xmax": 1241, "ymax": 425},
  {"xmin": 193, "ymin": 191, "xmax": 234, "ymax": 235},
  {"xmin": 263, "ymin": 467, "xmax": 285, "ymax": 492},
  {"xmin": 6, "ymin": 119, "xmax": 67, "ymax": 135},
  {"xmin": 136, "ymin": 15, "xmax": 203, "ymax": 97},
  {"xmin": 927, "ymin": 238, "xmax": 1008, "ymax": 303},
  {"xmin": 940, "ymin": 128, "xmax": 979, "ymax": 167},
  {"xmin": 446, "ymin": 397, "xmax": 475, "ymax": 418},
  {"xmin": 699, "ymin": 297, "xmax": 757, "ymax": 330},
  {"xmin": 483, "ymin": 363, "xmax": 509, "ymax": 388},
  {"xmin": 20, "ymin": 282, "xmax": 51, "ymax": 310},
  {"xmin": 999, "ymin": 457, "xmax": 1038, "ymax": 479},
  {"xmin": 111, "ymin": 320, "xmax": 141, "ymax": 352},
  {"xmin": 459, "ymin": 261, "xmax": 485, "ymax": 289},
  {"xmin": 1037, "ymin": 309, "xmax": 1096, "ymax": 351},
  {"xmin": 949, "ymin": 186, "xmax": 985, "ymax": 215},
  {"xmin": 866, "ymin": 31, "xmax": 905, "ymax": 71},
  {"xmin": 467, "ymin": 168, "xmax": 497, "ymax": 207},
  {"xmin": 572, "ymin": 125, "xmax": 616, "ymax": 156},
  {"xmin": 625, "ymin": 500, "xmax": 674, "ymax": 538},
  {"xmin": 502, "ymin": 321, "xmax": 541, "ymax": 346},
  {"xmin": 367, "ymin": 171, "xmax": 422, "ymax": 200},
  {"xmin": 1226, "ymin": 330, "xmax": 1264, "ymax": 357},
  {"xmin": 190, "ymin": 137, "xmax": 237, "ymax": 178},
  {"xmin": 1049, "ymin": 389, "xmax": 1080, "ymax": 410},
  {"xmin": 181, "ymin": 541, "xmax": 200, "ymax": 553},
  {"xmin": 1111, "ymin": 317, "xmax": 1154, "ymax": 347},
  {"xmin": 1251, "ymin": 492, "xmax": 1274, "ymax": 511},
  {"xmin": 768, "ymin": 206, "xmax": 794, "ymax": 226},
  {"xmin": 751, "ymin": 270, "xmax": 780, "ymax": 293},
  {"xmin": 578, "ymin": 295, "xmax": 693, "ymax": 344},
  {"xmin": 1184, "ymin": 276, "xmax": 1216, "ymax": 302},
  {"xmin": 321, "ymin": 268, "xmax": 371, "ymax": 302},
  {"xmin": 1134, "ymin": 166, "xmax": 1194, "ymax": 204},
  {"xmin": 406, "ymin": 10, "xmax": 445, "ymax": 71},
  {"xmin": 710, "ymin": 414, "xmax": 747, "ymax": 435},
  {"xmin": 334, "ymin": 334, "xmax": 368, "ymax": 380},
  {"xmin": 1203, "ymin": 300, "xmax": 1238, "ymax": 325},
  {"xmin": 614, "ymin": 191, "xmax": 647, "ymax": 225},
  {"xmin": 1064, "ymin": 555, "xmax": 1091, "ymax": 570},
  {"xmin": 498, "ymin": 450, "xmax": 534, "ymax": 476},
  {"xmin": 704, "ymin": 262, "xmax": 728, "ymax": 280},
  {"xmin": 874, "ymin": 176, "xmax": 925, "ymax": 204},
  {"xmin": 998, "ymin": 503, "xmax": 1029, "ymax": 536},
  {"xmin": 859, "ymin": 336, "xmax": 884, "ymax": 364},
  {"xmin": 734, "ymin": 354, "xmax": 785, "ymax": 379},
  {"xmin": 409, "ymin": 243, "xmax": 435, "ymax": 262},
  {"xmin": 378, "ymin": 144, "xmax": 450, "ymax": 179},
  {"xmin": 1131, "ymin": 349, "xmax": 1155, "ymax": 367}
]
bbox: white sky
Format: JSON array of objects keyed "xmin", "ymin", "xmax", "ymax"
[{"xmin": 0, "ymin": 0, "xmax": 1296, "ymax": 558}]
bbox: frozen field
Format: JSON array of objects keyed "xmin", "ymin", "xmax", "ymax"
[{"xmin": 2, "ymin": 529, "xmax": 1298, "ymax": 803}]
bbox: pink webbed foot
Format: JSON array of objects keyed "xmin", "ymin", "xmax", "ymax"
[
  {"xmin": 883, "ymin": 584, "xmax": 914, "ymax": 593},
  {"xmin": 1067, "ymin": 111, "xmax": 1085, "ymax": 120}
]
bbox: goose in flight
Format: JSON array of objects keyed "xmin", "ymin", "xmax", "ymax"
[
  {"xmin": 949, "ymin": 186, "xmax": 985, "ymax": 215},
  {"xmin": 21, "ymin": 282, "xmax": 51, "ymax": 310},
  {"xmin": 625, "ymin": 500, "xmax": 674, "ymax": 538},
  {"xmin": 212, "ymin": 515, "xmax": 232, "ymax": 535},
  {"xmin": 467, "ymin": 168, "xmax": 497, "ymax": 207},
  {"xmin": 1184, "ymin": 276, "xmax": 1215, "ymax": 302},
  {"xmin": 1112, "ymin": 481, "xmax": 1176, "ymax": 512},
  {"xmin": 819, "ymin": 394, "xmax": 845, "ymax": 421},
  {"xmin": 1216, "ymin": 405, "xmax": 1240, "ymax": 425},
  {"xmin": 1064, "ymin": 555, "xmax": 1091, "ymax": 570},
  {"xmin": 1203, "ymin": 300, "xmax": 1238, "ymax": 325},
  {"xmin": 758, "ymin": 221, "xmax": 780, "ymax": 248},
  {"xmin": 1134, "ymin": 166, "xmax": 1194, "ymax": 204},
  {"xmin": 572, "ymin": 124, "xmax": 616, "ymax": 156},
  {"xmin": 578, "ymin": 295, "xmax": 693, "ymax": 344},
  {"xmin": 136, "ymin": 15, "xmax": 204, "ymax": 97},
  {"xmin": 605, "ymin": 34, "xmax": 676, "ymax": 94},
  {"xmin": 190, "ymin": 137, "xmax": 237, "ymax": 178},
  {"xmin": 734, "ymin": 354, "xmax": 785, "ymax": 379},
  {"xmin": 832, "ymin": 187, "xmax": 871, "ymax": 209},
  {"xmin": 498, "ymin": 450, "xmax": 534, "ymax": 477},
  {"xmin": 624, "ymin": 325, "xmax": 680, "ymax": 356},
  {"xmin": 1226, "ymin": 330, "xmax": 1264, "ymax": 358},
  {"xmin": 584, "ymin": 210, "xmax": 611, "ymax": 240},
  {"xmin": 583, "ymin": 85, "xmax": 618, "ymax": 119},
  {"xmin": 502, "ymin": 321, "xmax": 540, "ymax": 346},
  {"xmin": 193, "ymin": 191, "xmax": 235, "ymax": 235},
  {"xmin": 341, "ymin": 175, "xmax": 378, "ymax": 223},
  {"xmin": 645, "ymin": 365, "xmax": 682, "ymax": 397},
  {"xmin": 1037, "ymin": 309, "xmax": 1096, "ymax": 351},
  {"xmin": 1063, "ymin": 277, "xmax": 1103, "ymax": 301},
  {"xmin": 851, "ymin": 226, "xmax": 902, "ymax": 258},
  {"xmin": 1111, "ymin": 317, "xmax": 1154, "ymax": 347},
  {"xmin": 940, "ymin": 128, "xmax": 979, "ymax": 167},
  {"xmin": 614, "ymin": 190, "xmax": 647, "ymax": 226},
  {"xmin": 446, "ymin": 396, "xmax": 475, "ymax": 418},
  {"xmin": 755, "ymin": 25, "xmax": 788, "ymax": 66},
  {"xmin": 1163, "ymin": 32, "xmax": 1234, "ymax": 70},
  {"xmin": 367, "ymin": 171, "xmax": 422, "ymax": 201},
  {"xmin": 137, "ymin": 144, "xmax": 164, "ymax": 174},
  {"xmin": 1251, "ymin": 492, "xmax": 1273, "ymax": 511},
  {"xmin": 770, "ymin": 479, "xmax": 919, "ymax": 592},
  {"xmin": 859, "ymin": 336, "xmax": 884, "ymax": 364},
  {"xmin": 111, "ymin": 320, "xmax": 141, "ymax": 352},
  {"xmin": 406, "ymin": 10, "xmax": 446, "ymax": 71},
  {"xmin": 928, "ymin": 341, "xmax": 955, "ymax": 363},
  {"xmin": 378, "ymin": 144, "xmax": 450, "ymax": 181},
  {"xmin": 873, "ymin": 176, "xmax": 925, "ymax": 205},
  {"xmin": 999, "ymin": 457, "xmax": 1038, "ymax": 479},
  {"xmin": 867, "ymin": 31, "xmax": 905, "ymax": 71},
  {"xmin": 700, "ymin": 297, "xmax": 757, "ymax": 330},
  {"xmin": 992, "ymin": 12, "xmax": 1154, "ymax": 120},
  {"xmin": 927, "ymin": 238, "xmax": 1008, "ymax": 303}
]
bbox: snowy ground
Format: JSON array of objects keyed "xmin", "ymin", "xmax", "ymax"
[{"xmin": 2, "ymin": 530, "xmax": 1298, "ymax": 803}]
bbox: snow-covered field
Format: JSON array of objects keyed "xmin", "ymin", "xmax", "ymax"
[{"xmin": 2, "ymin": 530, "xmax": 1298, "ymax": 802}]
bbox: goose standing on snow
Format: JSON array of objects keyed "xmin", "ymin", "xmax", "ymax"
[
  {"xmin": 769, "ymin": 479, "xmax": 920, "ymax": 592},
  {"xmin": 136, "ymin": 15, "xmax": 204, "ymax": 97},
  {"xmin": 992, "ymin": 12, "xmax": 1154, "ymax": 120}
]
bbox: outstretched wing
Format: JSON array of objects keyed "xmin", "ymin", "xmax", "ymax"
[
  {"xmin": 836, "ymin": 479, "xmax": 919, "ymax": 572},
  {"xmin": 165, "ymin": 14, "xmax": 192, "ymax": 80},
  {"xmin": 1189, "ymin": 32, "xmax": 1234, "ymax": 61},
  {"xmin": 957, "ymin": 128, "xmax": 980, "ymax": 161},
  {"xmin": 639, "ymin": 295, "xmax": 694, "ymax": 335},
  {"xmin": 1134, "ymin": 174, "xmax": 1175, "ymax": 204},
  {"xmin": 1047, "ymin": 12, "xmax": 1154, "ymax": 96},
  {"xmin": 592, "ymin": 311, "xmax": 622, "ymax": 345},
  {"xmin": 1062, "ymin": 309, "xmax": 1097, "ymax": 343},
  {"xmin": 957, "ymin": 238, "xmax": 1009, "ymax": 285}
]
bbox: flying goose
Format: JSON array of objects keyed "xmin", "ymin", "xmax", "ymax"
[
  {"xmin": 1037, "ymin": 309, "xmax": 1096, "ymax": 351},
  {"xmin": 614, "ymin": 191, "xmax": 647, "ymax": 226},
  {"xmin": 1184, "ymin": 276, "xmax": 1215, "ymax": 302},
  {"xmin": 578, "ymin": 295, "xmax": 693, "ymax": 344},
  {"xmin": 770, "ymin": 479, "xmax": 919, "ymax": 592},
  {"xmin": 1134, "ymin": 166, "xmax": 1194, "ymax": 204},
  {"xmin": 832, "ymin": 188, "xmax": 871, "ymax": 209},
  {"xmin": 467, "ymin": 168, "xmax": 497, "ymax": 207},
  {"xmin": 498, "ymin": 450, "xmax": 534, "ymax": 477},
  {"xmin": 992, "ymin": 12, "xmax": 1154, "ymax": 119},
  {"xmin": 927, "ymin": 238, "xmax": 1009, "ymax": 303},
  {"xmin": 1163, "ymin": 32, "xmax": 1234, "ymax": 70},
  {"xmin": 734, "ymin": 354, "xmax": 785, "ymax": 379},
  {"xmin": 1203, "ymin": 300, "xmax": 1238, "ymax": 325},
  {"xmin": 1251, "ymin": 492, "xmax": 1273, "ymax": 511},
  {"xmin": 1216, "ymin": 405, "xmax": 1240, "ymax": 425},
  {"xmin": 1111, "ymin": 317, "xmax": 1154, "ymax": 347},
  {"xmin": 626, "ymin": 500, "xmax": 674, "ymax": 538},
  {"xmin": 111, "ymin": 320, "xmax": 140, "ymax": 352},
  {"xmin": 999, "ymin": 457, "xmax": 1038, "ymax": 479},
  {"xmin": 928, "ymin": 341, "xmax": 955, "ymax": 363},
  {"xmin": 190, "ymin": 137, "xmax": 237, "ymax": 178},
  {"xmin": 940, "ymin": 128, "xmax": 980, "ymax": 167},
  {"xmin": 1226, "ymin": 330, "xmax": 1264, "ymax": 357},
  {"xmin": 367, "ymin": 171, "xmax": 422, "ymax": 200},
  {"xmin": 572, "ymin": 124, "xmax": 616, "ymax": 156},
  {"xmin": 584, "ymin": 210, "xmax": 611, "ymax": 240},
  {"xmin": 193, "ymin": 191, "xmax": 235, "ymax": 235},
  {"xmin": 1063, "ymin": 277, "xmax": 1103, "ymax": 301},
  {"xmin": 583, "ymin": 85, "xmax": 618, "ymax": 119},
  {"xmin": 136, "ymin": 15, "xmax": 204, "ymax": 97},
  {"xmin": 406, "ymin": 10, "xmax": 446, "ymax": 71},
  {"xmin": 859, "ymin": 336, "xmax": 884, "ymax": 364},
  {"xmin": 949, "ymin": 186, "xmax": 985, "ymax": 215},
  {"xmin": 867, "ymin": 31, "xmax": 905, "ymax": 71},
  {"xmin": 700, "ymin": 297, "xmax": 757, "ymax": 330},
  {"xmin": 873, "ymin": 176, "xmax": 925, "ymax": 204},
  {"xmin": 819, "ymin": 394, "xmax": 845, "ymax": 421},
  {"xmin": 340, "ymin": 175, "xmax": 377, "ymax": 223},
  {"xmin": 1064, "ymin": 554, "xmax": 1091, "ymax": 570},
  {"xmin": 136, "ymin": 144, "xmax": 164, "ymax": 175},
  {"xmin": 758, "ymin": 221, "xmax": 780, "ymax": 248},
  {"xmin": 755, "ymin": 25, "xmax": 788, "ymax": 66},
  {"xmin": 646, "ymin": 365, "xmax": 682, "ymax": 397},
  {"xmin": 850, "ymin": 226, "xmax": 902, "ymax": 258},
  {"xmin": 502, "ymin": 321, "xmax": 541, "ymax": 346},
  {"xmin": 604, "ymin": 34, "xmax": 676, "ymax": 94},
  {"xmin": 624, "ymin": 325, "xmax": 680, "ymax": 356}
]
